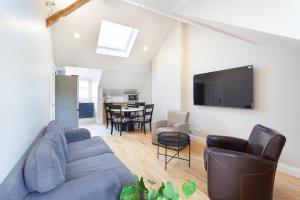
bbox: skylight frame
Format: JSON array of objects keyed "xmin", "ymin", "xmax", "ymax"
[{"xmin": 96, "ymin": 20, "xmax": 139, "ymax": 58}]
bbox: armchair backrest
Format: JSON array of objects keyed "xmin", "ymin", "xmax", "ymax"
[
  {"xmin": 167, "ymin": 111, "xmax": 189, "ymax": 127},
  {"xmin": 246, "ymin": 125, "xmax": 286, "ymax": 162}
]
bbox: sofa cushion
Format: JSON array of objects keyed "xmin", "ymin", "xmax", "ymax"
[
  {"xmin": 24, "ymin": 138, "xmax": 65, "ymax": 193},
  {"xmin": 167, "ymin": 111, "xmax": 189, "ymax": 127},
  {"xmin": 67, "ymin": 143, "xmax": 113, "ymax": 163},
  {"xmin": 67, "ymin": 136, "xmax": 107, "ymax": 152},
  {"xmin": 156, "ymin": 127, "xmax": 176, "ymax": 135},
  {"xmin": 43, "ymin": 130, "xmax": 67, "ymax": 175},
  {"xmin": 66, "ymin": 154, "xmax": 135, "ymax": 187},
  {"xmin": 47, "ymin": 121, "xmax": 68, "ymax": 158}
]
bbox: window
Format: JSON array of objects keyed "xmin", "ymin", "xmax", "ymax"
[
  {"xmin": 96, "ymin": 20, "xmax": 139, "ymax": 57},
  {"xmin": 79, "ymin": 79, "xmax": 91, "ymax": 101}
]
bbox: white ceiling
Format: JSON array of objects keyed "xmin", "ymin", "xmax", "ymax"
[
  {"xmin": 123, "ymin": 0, "xmax": 300, "ymax": 49},
  {"xmin": 51, "ymin": 0, "xmax": 175, "ymax": 73}
]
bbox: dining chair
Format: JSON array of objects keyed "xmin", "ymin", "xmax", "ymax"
[
  {"xmin": 104, "ymin": 103, "xmax": 112, "ymax": 129},
  {"xmin": 109, "ymin": 105, "xmax": 130, "ymax": 136},
  {"xmin": 135, "ymin": 102, "xmax": 146, "ymax": 107},
  {"xmin": 132, "ymin": 104, "xmax": 154, "ymax": 134}
]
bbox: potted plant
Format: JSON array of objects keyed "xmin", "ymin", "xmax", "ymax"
[{"xmin": 120, "ymin": 175, "xmax": 197, "ymax": 200}]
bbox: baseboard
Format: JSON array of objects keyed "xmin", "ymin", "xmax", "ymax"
[
  {"xmin": 277, "ymin": 162, "xmax": 300, "ymax": 178},
  {"xmin": 189, "ymin": 134, "xmax": 206, "ymax": 143}
]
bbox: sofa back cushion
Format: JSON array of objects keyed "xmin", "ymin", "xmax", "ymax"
[
  {"xmin": 43, "ymin": 130, "xmax": 67, "ymax": 176},
  {"xmin": 24, "ymin": 138, "xmax": 65, "ymax": 193},
  {"xmin": 167, "ymin": 111, "xmax": 189, "ymax": 127},
  {"xmin": 47, "ymin": 121, "xmax": 68, "ymax": 158}
]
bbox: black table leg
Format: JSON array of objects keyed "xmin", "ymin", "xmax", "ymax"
[
  {"xmin": 189, "ymin": 143, "xmax": 191, "ymax": 167},
  {"xmin": 157, "ymin": 144, "xmax": 159, "ymax": 159},
  {"xmin": 165, "ymin": 147, "xmax": 167, "ymax": 170}
]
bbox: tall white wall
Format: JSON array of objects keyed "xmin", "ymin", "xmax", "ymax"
[
  {"xmin": 152, "ymin": 22, "xmax": 183, "ymax": 120},
  {"xmin": 152, "ymin": 22, "xmax": 300, "ymax": 172},
  {"xmin": 138, "ymin": 74, "xmax": 152, "ymax": 104},
  {"xmin": 183, "ymin": 25, "xmax": 300, "ymax": 170},
  {"xmin": 0, "ymin": 1, "xmax": 53, "ymax": 182}
]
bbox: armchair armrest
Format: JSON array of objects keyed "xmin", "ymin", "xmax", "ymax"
[
  {"xmin": 151, "ymin": 120, "xmax": 168, "ymax": 133},
  {"xmin": 64, "ymin": 128, "xmax": 91, "ymax": 144},
  {"xmin": 206, "ymin": 148, "xmax": 276, "ymax": 200},
  {"xmin": 207, "ymin": 135, "xmax": 248, "ymax": 152},
  {"xmin": 173, "ymin": 122, "xmax": 189, "ymax": 134},
  {"xmin": 25, "ymin": 172, "xmax": 121, "ymax": 200}
]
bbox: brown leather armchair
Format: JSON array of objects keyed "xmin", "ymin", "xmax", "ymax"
[{"xmin": 204, "ymin": 125, "xmax": 286, "ymax": 200}]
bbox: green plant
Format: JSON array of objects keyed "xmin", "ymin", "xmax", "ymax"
[{"xmin": 120, "ymin": 175, "xmax": 197, "ymax": 200}]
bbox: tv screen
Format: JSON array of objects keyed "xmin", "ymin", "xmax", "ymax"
[{"xmin": 193, "ymin": 66, "xmax": 253, "ymax": 109}]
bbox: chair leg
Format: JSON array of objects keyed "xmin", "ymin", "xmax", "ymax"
[
  {"xmin": 144, "ymin": 123, "xmax": 146, "ymax": 134},
  {"xmin": 150, "ymin": 122, "xmax": 152, "ymax": 132},
  {"xmin": 106, "ymin": 121, "xmax": 108, "ymax": 129},
  {"xmin": 119, "ymin": 124, "xmax": 122, "ymax": 136},
  {"xmin": 110, "ymin": 122, "xmax": 113, "ymax": 135}
]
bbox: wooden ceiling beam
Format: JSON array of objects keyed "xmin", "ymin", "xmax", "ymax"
[{"xmin": 46, "ymin": 0, "xmax": 90, "ymax": 28}]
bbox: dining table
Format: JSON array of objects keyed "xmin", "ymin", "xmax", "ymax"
[
  {"xmin": 110, "ymin": 107, "xmax": 144, "ymax": 132},
  {"xmin": 110, "ymin": 107, "xmax": 144, "ymax": 113}
]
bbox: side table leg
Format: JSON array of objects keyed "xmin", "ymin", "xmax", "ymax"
[
  {"xmin": 189, "ymin": 143, "xmax": 191, "ymax": 167},
  {"xmin": 165, "ymin": 147, "xmax": 167, "ymax": 170}
]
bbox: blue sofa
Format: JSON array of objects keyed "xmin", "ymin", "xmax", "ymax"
[{"xmin": 0, "ymin": 121, "xmax": 135, "ymax": 200}]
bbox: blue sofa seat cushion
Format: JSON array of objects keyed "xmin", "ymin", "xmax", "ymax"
[
  {"xmin": 66, "ymin": 154, "xmax": 135, "ymax": 187},
  {"xmin": 67, "ymin": 136, "xmax": 113, "ymax": 162},
  {"xmin": 24, "ymin": 172, "xmax": 121, "ymax": 200},
  {"xmin": 67, "ymin": 136, "xmax": 107, "ymax": 152},
  {"xmin": 24, "ymin": 138, "xmax": 65, "ymax": 193},
  {"xmin": 67, "ymin": 143, "xmax": 113, "ymax": 163}
]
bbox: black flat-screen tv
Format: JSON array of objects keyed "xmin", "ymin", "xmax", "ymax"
[{"xmin": 193, "ymin": 66, "xmax": 253, "ymax": 109}]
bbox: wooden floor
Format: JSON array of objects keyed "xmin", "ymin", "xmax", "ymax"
[{"xmin": 101, "ymin": 131, "xmax": 300, "ymax": 200}]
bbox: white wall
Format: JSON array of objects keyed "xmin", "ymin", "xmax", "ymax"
[
  {"xmin": 152, "ymin": 22, "xmax": 300, "ymax": 171},
  {"xmin": 184, "ymin": 25, "xmax": 300, "ymax": 170},
  {"xmin": 0, "ymin": 1, "xmax": 53, "ymax": 182},
  {"xmin": 152, "ymin": 22, "xmax": 183, "ymax": 120},
  {"xmin": 138, "ymin": 74, "xmax": 152, "ymax": 104}
]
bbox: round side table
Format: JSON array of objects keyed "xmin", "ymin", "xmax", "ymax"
[{"xmin": 157, "ymin": 132, "xmax": 191, "ymax": 170}]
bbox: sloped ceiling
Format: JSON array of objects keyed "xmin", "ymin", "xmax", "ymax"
[
  {"xmin": 123, "ymin": 0, "xmax": 300, "ymax": 46},
  {"xmin": 50, "ymin": 0, "xmax": 175, "ymax": 74}
]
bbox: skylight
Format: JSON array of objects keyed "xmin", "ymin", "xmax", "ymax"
[{"xmin": 96, "ymin": 20, "xmax": 139, "ymax": 57}]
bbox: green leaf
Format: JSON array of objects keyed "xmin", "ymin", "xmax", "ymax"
[
  {"xmin": 163, "ymin": 182, "xmax": 179, "ymax": 200},
  {"xmin": 146, "ymin": 190, "xmax": 157, "ymax": 200},
  {"xmin": 147, "ymin": 179, "xmax": 157, "ymax": 186},
  {"xmin": 182, "ymin": 181, "xmax": 197, "ymax": 198},
  {"xmin": 157, "ymin": 197, "xmax": 168, "ymax": 200},
  {"xmin": 120, "ymin": 185, "xmax": 140, "ymax": 200},
  {"xmin": 157, "ymin": 182, "xmax": 165, "ymax": 198},
  {"xmin": 134, "ymin": 175, "xmax": 139, "ymax": 184},
  {"xmin": 138, "ymin": 177, "xmax": 148, "ymax": 192}
]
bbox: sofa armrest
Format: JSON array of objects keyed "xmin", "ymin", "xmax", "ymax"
[
  {"xmin": 207, "ymin": 135, "xmax": 248, "ymax": 152},
  {"xmin": 206, "ymin": 148, "xmax": 276, "ymax": 200},
  {"xmin": 151, "ymin": 120, "xmax": 168, "ymax": 133},
  {"xmin": 25, "ymin": 172, "xmax": 121, "ymax": 200},
  {"xmin": 64, "ymin": 128, "xmax": 91, "ymax": 144},
  {"xmin": 173, "ymin": 122, "xmax": 189, "ymax": 134}
]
